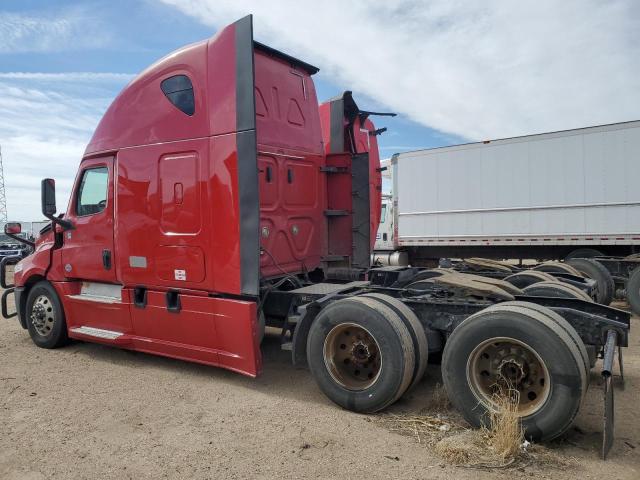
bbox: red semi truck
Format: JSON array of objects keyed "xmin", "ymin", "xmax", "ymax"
[{"xmin": 0, "ymin": 16, "xmax": 630, "ymax": 457}]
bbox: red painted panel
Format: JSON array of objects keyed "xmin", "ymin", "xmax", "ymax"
[
  {"xmin": 207, "ymin": 23, "xmax": 237, "ymax": 136},
  {"xmin": 208, "ymin": 134, "xmax": 242, "ymax": 294},
  {"xmin": 61, "ymin": 156, "xmax": 116, "ymax": 283},
  {"xmin": 129, "ymin": 292, "xmax": 260, "ymax": 377},
  {"xmin": 86, "ymin": 42, "xmax": 209, "ymax": 155},
  {"xmin": 155, "ymin": 245, "xmax": 206, "ymax": 283},
  {"xmin": 258, "ymin": 150, "xmax": 325, "ymax": 277},
  {"xmin": 115, "ymin": 138, "xmax": 213, "ymax": 291},
  {"xmin": 14, "ymin": 234, "xmax": 54, "ymax": 288},
  {"xmin": 254, "ymin": 51, "xmax": 323, "ymax": 154},
  {"xmin": 54, "ymin": 281, "xmax": 133, "ymax": 334},
  {"xmin": 159, "ymin": 152, "xmax": 201, "ymax": 235}
]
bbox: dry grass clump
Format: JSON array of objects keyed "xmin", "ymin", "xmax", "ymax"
[
  {"xmin": 484, "ymin": 389, "xmax": 524, "ymax": 461},
  {"xmin": 378, "ymin": 387, "xmax": 567, "ymax": 470}
]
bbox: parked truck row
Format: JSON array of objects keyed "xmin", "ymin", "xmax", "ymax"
[{"xmin": 1, "ymin": 15, "xmax": 630, "ymax": 459}]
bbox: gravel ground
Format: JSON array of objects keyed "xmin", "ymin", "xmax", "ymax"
[{"xmin": 1, "ymin": 292, "xmax": 639, "ymax": 479}]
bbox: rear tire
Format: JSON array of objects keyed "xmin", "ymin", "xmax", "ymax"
[
  {"xmin": 504, "ymin": 270, "xmax": 556, "ymax": 289},
  {"xmin": 361, "ymin": 293, "xmax": 429, "ymax": 390},
  {"xmin": 496, "ymin": 301, "xmax": 590, "ymax": 382},
  {"xmin": 523, "ymin": 281, "xmax": 593, "ymax": 302},
  {"xmin": 626, "ymin": 267, "xmax": 640, "ymax": 315},
  {"xmin": 442, "ymin": 303, "xmax": 587, "ymax": 441},
  {"xmin": 567, "ymin": 258, "xmax": 614, "ymax": 305},
  {"xmin": 533, "ymin": 261, "xmax": 582, "ymax": 276},
  {"xmin": 307, "ymin": 297, "xmax": 415, "ymax": 413},
  {"xmin": 565, "ymin": 248, "xmax": 604, "ymax": 260},
  {"xmin": 25, "ymin": 281, "xmax": 69, "ymax": 349}
]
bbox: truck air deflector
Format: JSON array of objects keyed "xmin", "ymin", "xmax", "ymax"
[
  {"xmin": 253, "ymin": 41, "xmax": 319, "ymax": 75},
  {"xmin": 235, "ymin": 15, "xmax": 260, "ymax": 296}
]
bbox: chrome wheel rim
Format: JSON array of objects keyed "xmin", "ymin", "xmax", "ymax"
[
  {"xmin": 467, "ymin": 337, "xmax": 551, "ymax": 417},
  {"xmin": 30, "ymin": 295, "xmax": 55, "ymax": 337},
  {"xmin": 323, "ymin": 323, "xmax": 382, "ymax": 391}
]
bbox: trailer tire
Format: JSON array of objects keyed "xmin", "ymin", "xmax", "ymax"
[
  {"xmin": 307, "ymin": 297, "xmax": 415, "ymax": 413},
  {"xmin": 523, "ymin": 281, "xmax": 593, "ymax": 302},
  {"xmin": 567, "ymin": 258, "xmax": 615, "ymax": 305},
  {"xmin": 504, "ymin": 271, "xmax": 556, "ymax": 289},
  {"xmin": 25, "ymin": 281, "xmax": 69, "ymax": 349},
  {"xmin": 533, "ymin": 262, "xmax": 582, "ymax": 276},
  {"xmin": 626, "ymin": 267, "xmax": 640, "ymax": 315},
  {"xmin": 361, "ymin": 293, "xmax": 429, "ymax": 390},
  {"xmin": 442, "ymin": 303, "xmax": 586, "ymax": 441},
  {"xmin": 565, "ymin": 248, "xmax": 604, "ymax": 260}
]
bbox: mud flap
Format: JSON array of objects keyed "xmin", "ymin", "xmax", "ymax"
[{"xmin": 601, "ymin": 329, "xmax": 620, "ymax": 460}]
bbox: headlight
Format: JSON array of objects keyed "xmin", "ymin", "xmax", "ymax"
[{"xmin": 14, "ymin": 262, "xmax": 23, "ymax": 273}]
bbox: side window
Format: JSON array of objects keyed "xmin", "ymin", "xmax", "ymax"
[
  {"xmin": 380, "ymin": 203, "xmax": 387, "ymax": 223},
  {"xmin": 161, "ymin": 75, "xmax": 195, "ymax": 116},
  {"xmin": 76, "ymin": 167, "xmax": 108, "ymax": 216}
]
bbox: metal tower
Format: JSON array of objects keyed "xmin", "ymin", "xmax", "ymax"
[{"xmin": 0, "ymin": 145, "xmax": 7, "ymax": 223}]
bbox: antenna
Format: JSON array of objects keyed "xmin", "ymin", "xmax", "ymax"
[{"xmin": 0, "ymin": 145, "xmax": 7, "ymax": 223}]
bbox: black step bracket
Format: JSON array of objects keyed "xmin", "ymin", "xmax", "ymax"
[
  {"xmin": 324, "ymin": 210, "xmax": 349, "ymax": 217},
  {"xmin": 321, "ymin": 255, "xmax": 349, "ymax": 262},
  {"xmin": 320, "ymin": 166, "xmax": 349, "ymax": 174},
  {"xmin": 166, "ymin": 290, "xmax": 181, "ymax": 313},
  {"xmin": 133, "ymin": 287, "xmax": 147, "ymax": 309}
]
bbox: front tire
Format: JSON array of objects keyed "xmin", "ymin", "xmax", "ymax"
[
  {"xmin": 25, "ymin": 281, "xmax": 69, "ymax": 349},
  {"xmin": 442, "ymin": 303, "xmax": 587, "ymax": 441}
]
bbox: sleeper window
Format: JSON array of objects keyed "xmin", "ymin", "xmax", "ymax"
[
  {"xmin": 380, "ymin": 203, "xmax": 387, "ymax": 223},
  {"xmin": 161, "ymin": 75, "xmax": 195, "ymax": 116},
  {"xmin": 76, "ymin": 167, "xmax": 108, "ymax": 216}
]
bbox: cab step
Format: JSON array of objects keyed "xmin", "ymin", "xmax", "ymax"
[{"xmin": 69, "ymin": 326, "xmax": 124, "ymax": 340}]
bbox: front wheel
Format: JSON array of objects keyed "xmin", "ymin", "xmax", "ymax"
[
  {"xmin": 25, "ymin": 281, "xmax": 69, "ymax": 349},
  {"xmin": 442, "ymin": 303, "xmax": 587, "ymax": 441}
]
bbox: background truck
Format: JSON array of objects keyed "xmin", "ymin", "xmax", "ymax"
[
  {"xmin": 0, "ymin": 15, "xmax": 630, "ymax": 458},
  {"xmin": 375, "ymin": 120, "xmax": 640, "ymax": 265}
]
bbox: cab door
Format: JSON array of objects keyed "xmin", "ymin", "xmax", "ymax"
[{"xmin": 62, "ymin": 156, "xmax": 116, "ymax": 283}]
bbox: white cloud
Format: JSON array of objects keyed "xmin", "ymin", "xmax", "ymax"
[
  {"xmin": 160, "ymin": 0, "xmax": 640, "ymax": 140},
  {"xmin": 0, "ymin": 74, "xmax": 131, "ymax": 221},
  {"xmin": 0, "ymin": 8, "xmax": 111, "ymax": 53},
  {"xmin": 0, "ymin": 72, "xmax": 133, "ymax": 82}
]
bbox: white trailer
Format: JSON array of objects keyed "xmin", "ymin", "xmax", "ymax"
[{"xmin": 376, "ymin": 120, "xmax": 640, "ymax": 264}]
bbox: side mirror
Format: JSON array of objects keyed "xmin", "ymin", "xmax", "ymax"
[
  {"xmin": 41, "ymin": 178, "xmax": 57, "ymax": 216},
  {"xmin": 4, "ymin": 222, "xmax": 21, "ymax": 235}
]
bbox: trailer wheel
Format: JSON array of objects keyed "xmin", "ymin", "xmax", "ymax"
[
  {"xmin": 25, "ymin": 281, "xmax": 69, "ymax": 349},
  {"xmin": 503, "ymin": 271, "xmax": 556, "ymax": 289},
  {"xmin": 442, "ymin": 303, "xmax": 587, "ymax": 441},
  {"xmin": 565, "ymin": 248, "xmax": 604, "ymax": 260},
  {"xmin": 567, "ymin": 258, "xmax": 614, "ymax": 305},
  {"xmin": 307, "ymin": 297, "xmax": 415, "ymax": 413},
  {"xmin": 532, "ymin": 261, "xmax": 582, "ymax": 276},
  {"xmin": 523, "ymin": 281, "xmax": 593, "ymax": 302},
  {"xmin": 361, "ymin": 293, "xmax": 429, "ymax": 390},
  {"xmin": 626, "ymin": 267, "xmax": 640, "ymax": 315}
]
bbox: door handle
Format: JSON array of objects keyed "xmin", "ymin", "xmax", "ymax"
[{"xmin": 102, "ymin": 249, "xmax": 112, "ymax": 270}]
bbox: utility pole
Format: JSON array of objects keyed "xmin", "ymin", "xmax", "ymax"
[{"xmin": 0, "ymin": 145, "xmax": 7, "ymax": 224}]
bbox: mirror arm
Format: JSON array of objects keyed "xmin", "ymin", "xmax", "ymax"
[
  {"xmin": 44, "ymin": 213, "xmax": 74, "ymax": 231},
  {"xmin": 5, "ymin": 232, "xmax": 34, "ymax": 248}
]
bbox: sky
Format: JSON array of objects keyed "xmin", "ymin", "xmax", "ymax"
[{"xmin": 0, "ymin": 0, "xmax": 638, "ymax": 221}]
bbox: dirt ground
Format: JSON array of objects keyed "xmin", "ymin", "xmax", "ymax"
[{"xmin": 1, "ymin": 293, "xmax": 639, "ymax": 480}]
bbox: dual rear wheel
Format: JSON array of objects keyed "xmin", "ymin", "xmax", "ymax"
[
  {"xmin": 307, "ymin": 295, "xmax": 428, "ymax": 413},
  {"xmin": 308, "ymin": 296, "xmax": 588, "ymax": 441}
]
